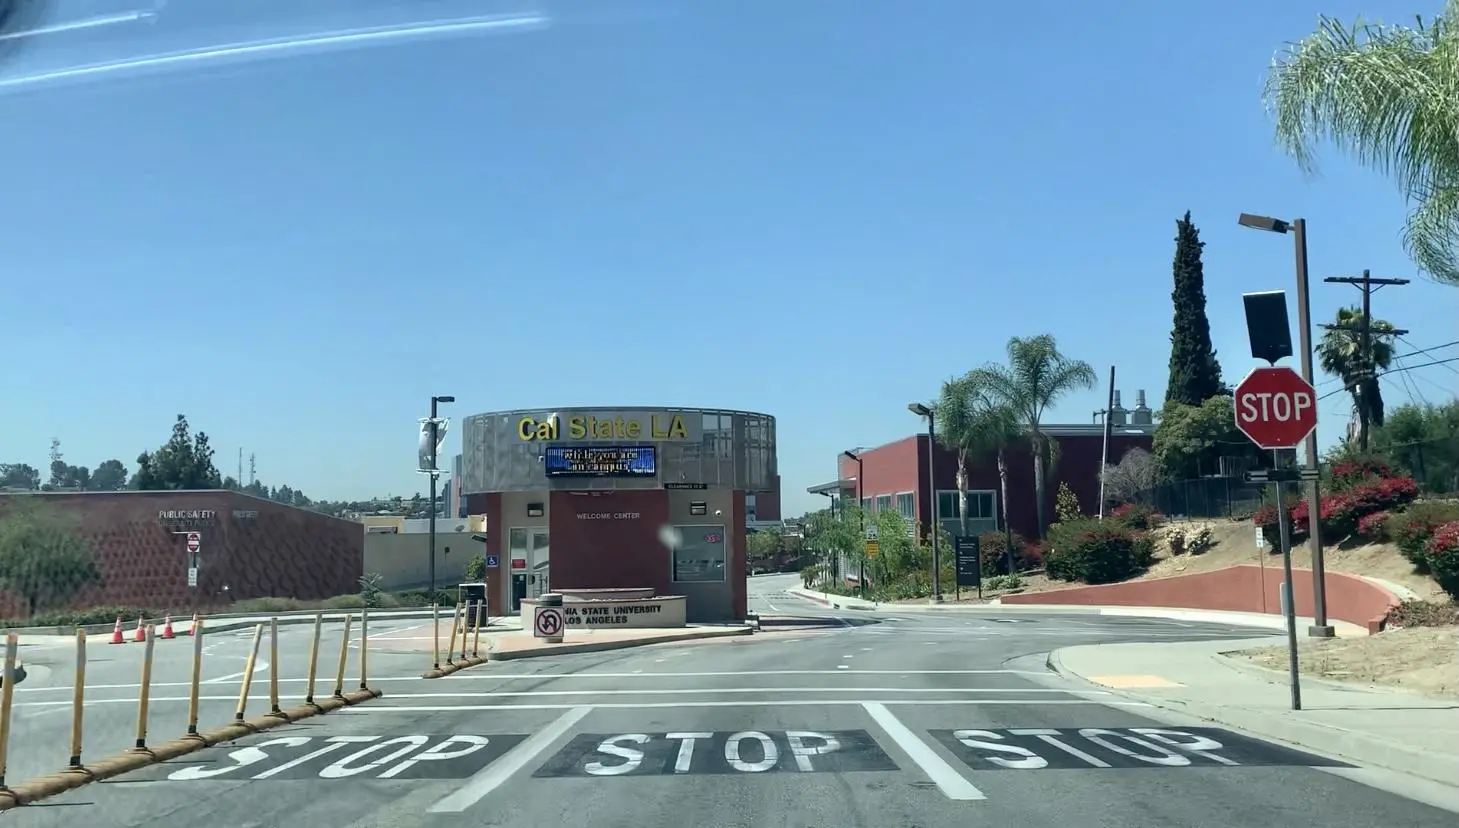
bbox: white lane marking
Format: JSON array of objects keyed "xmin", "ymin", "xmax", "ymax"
[
  {"xmin": 17, "ymin": 688, "xmax": 1106, "ymax": 709},
  {"xmin": 369, "ymin": 699, "xmax": 1155, "ymax": 711},
  {"xmin": 370, "ymin": 687, "xmax": 1108, "ymax": 699},
  {"xmin": 842, "ymin": 655, "xmax": 854, "ymax": 660},
  {"xmin": 207, "ymin": 660, "xmax": 270, "ymax": 684},
  {"xmin": 12, "ymin": 669, "xmax": 1052, "ymax": 695},
  {"xmin": 863, "ymin": 702, "xmax": 986, "ymax": 801},
  {"xmin": 427, "ymin": 706, "xmax": 591, "ymax": 813},
  {"xmin": 837, "ymin": 665, "xmax": 849, "ymax": 670}
]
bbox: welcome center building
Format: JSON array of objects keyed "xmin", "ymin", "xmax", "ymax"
[{"xmin": 454, "ymin": 407, "xmax": 780, "ymax": 623}]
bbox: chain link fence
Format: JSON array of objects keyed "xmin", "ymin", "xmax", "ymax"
[{"xmin": 1128, "ymin": 476, "xmax": 1270, "ymax": 522}]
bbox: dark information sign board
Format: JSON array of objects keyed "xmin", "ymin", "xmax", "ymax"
[{"xmin": 954, "ymin": 535, "xmax": 981, "ymax": 588}]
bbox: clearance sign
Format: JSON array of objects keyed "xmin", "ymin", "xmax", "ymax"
[{"xmin": 517, "ymin": 412, "xmax": 693, "ymax": 442}]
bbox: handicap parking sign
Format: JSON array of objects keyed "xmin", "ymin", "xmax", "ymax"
[{"xmin": 486, "ymin": 555, "xmax": 499, "ymax": 567}]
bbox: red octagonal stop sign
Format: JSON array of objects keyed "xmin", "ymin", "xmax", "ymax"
[{"xmin": 1234, "ymin": 366, "xmax": 1319, "ymax": 450}]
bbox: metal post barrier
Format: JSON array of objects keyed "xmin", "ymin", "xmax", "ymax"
[
  {"xmin": 457, "ymin": 603, "xmax": 469, "ymax": 662},
  {"xmin": 234, "ymin": 623, "xmax": 264, "ymax": 722},
  {"xmin": 69, "ymin": 630, "xmax": 87, "ymax": 766},
  {"xmin": 359, "ymin": 608, "xmax": 369, "ymax": 690},
  {"xmin": 332, "ymin": 615, "xmax": 352, "ymax": 699},
  {"xmin": 0, "ymin": 633, "xmax": 17, "ymax": 788},
  {"xmin": 304, "ymin": 614, "xmax": 322, "ymax": 706},
  {"xmin": 186, "ymin": 618, "xmax": 204, "ymax": 736},
  {"xmin": 268, "ymin": 617, "xmax": 282, "ymax": 716},
  {"xmin": 445, "ymin": 603, "xmax": 462, "ymax": 665},
  {"xmin": 134, "ymin": 626, "xmax": 157, "ymax": 750},
  {"xmin": 431, "ymin": 603, "xmax": 441, "ymax": 671},
  {"xmin": 470, "ymin": 600, "xmax": 483, "ymax": 658}
]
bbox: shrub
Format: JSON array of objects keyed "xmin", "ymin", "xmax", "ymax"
[
  {"xmin": 1330, "ymin": 458, "xmax": 1396, "ymax": 491},
  {"xmin": 1044, "ymin": 519, "xmax": 1149, "ymax": 585},
  {"xmin": 1356, "ymin": 510, "xmax": 1391, "ymax": 541},
  {"xmin": 358, "ymin": 572, "xmax": 385, "ymax": 608},
  {"xmin": 1293, "ymin": 476, "xmax": 1421, "ymax": 539},
  {"xmin": 1054, "ymin": 483, "xmax": 1083, "ymax": 523},
  {"xmin": 977, "ymin": 530, "xmax": 1032, "ymax": 575},
  {"xmin": 985, "ymin": 574, "xmax": 1023, "ymax": 592},
  {"xmin": 1387, "ymin": 502, "xmax": 1459, "ymax": 572},
  {"xmin": 323, "ymin": 594, "xmax": 369, "ymax": 609},
  {"xmin": 1385, "ymin": 598, "xmax": 1459, "ymax": 628},
  {"xmin": 1424, "ymin": 521, "xmax": 1459, "ymax": 599},
  {"xmin": 1111, "ymin": 503, "xmax": 1164, "ymax": 530},
  {"xmin": 0, "ymin": 605, "xmax": 162, "ymax": 629},
  {"xmin": 232, "ymin": 596, "xmax": 306, "ymax": 614}
]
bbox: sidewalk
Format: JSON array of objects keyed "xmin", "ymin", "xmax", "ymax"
[
  {"xmin": 786, "ymin": 587, "xmax": 1370, "ymax": 635},
  {"xmin": 1049, "ymin": 636, "xmax": 1459, "ymax": 788},
  {"xmin": 485, "ymin": 623, "xmax": 753, "ymax": 660}
]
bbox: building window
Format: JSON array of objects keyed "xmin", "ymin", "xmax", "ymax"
[
  {"xmin": 937, "ymin": 490, "xmax": 996, "ymax": 521},
  {"xmin": 875, "ymin": 494, "xmax": 892, "ymax": 514},
  {"xmin": 895, "ymin": 492, "xmax": 914, "ymax": 520},
  {"xmin": 861, "ymin": 498, "xmax": 872, "ymax": 513}
]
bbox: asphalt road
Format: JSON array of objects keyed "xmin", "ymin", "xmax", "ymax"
[
  {"xmin": 3, "ymin": 574, "xmax": 1456, "ymax": 827},
  {"xmin": 8, "ymin": 616, "xmax": 438, "ymax": 782}
]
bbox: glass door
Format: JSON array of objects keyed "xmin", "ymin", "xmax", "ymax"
[{"xmin": 529, "ymin": 528, "xmax": 550, "ymax": 598}]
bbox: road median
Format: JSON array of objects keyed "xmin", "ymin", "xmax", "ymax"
[{"xmin": 0, "ymin": 611, "xmax": 385, "ymax": 811}]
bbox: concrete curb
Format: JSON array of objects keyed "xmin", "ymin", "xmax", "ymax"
[
  {"xmin": 0, "ymin": 688, "xmax": 383, "ymax": 811},
  {"xmin": 421, "ymin": 655, "xmax": 489, "ymax": 679},
  {"xmin": 484, "ymin": 626, "xmax": 753, "ymax": 661},
  {"xmin": 1044, "ymin": 647, "xmax": 1459, "ymax": 789}
]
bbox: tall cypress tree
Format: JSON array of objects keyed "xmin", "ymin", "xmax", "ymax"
[{"xmin": 1165, "ymin": 211, "xmax": 1225, "ymax": 405}]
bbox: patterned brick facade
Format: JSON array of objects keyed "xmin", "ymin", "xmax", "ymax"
[{"xmin": 0, "ymin": 491, "xmax": 363, "ymax": 619}]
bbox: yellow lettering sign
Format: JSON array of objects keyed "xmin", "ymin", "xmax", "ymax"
[{"xmin": 517, "ymin": 413, "xmax": 691, "ymax": 441}]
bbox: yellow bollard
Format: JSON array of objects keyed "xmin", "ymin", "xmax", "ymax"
[
  {"xmin": 268, "ymin": 617, "xmax": 282, "ymax": 715},
  {"xmin": 69, "ymin": 629, "xmax": 87, "ymax": 767},
  {"xmin": 471, "ymin": 600, "xmax": 484, "ymax": 658},
  {"xmin": 457, "ymin": 603, "xmax": 470, "ymax": 661},
  {"xmin": 234, "ymin": 623, "xmax": 264, "ymax": 722},
  {"xmin": 186, "ymin": 618, "xmax": 204, "ymax": 736},
  {"xmin": 431, "ymin": 602, "xmax": 441, "ymax": 670},
  {"xmin": 134, "ymin": 625, "xmax": 157, "ymax": 750},
  {"xmin": 332, "ymin": 614, "xmax": 352, "ymax": 699},
  {"xmin": 304, "ymin": 614, "xmax": 322, "ymax": 705},
  {"xmin": 0, "ymin": 633, "xmax": 18, "ymax": 788},
  {"xmin": 445, "ymin": 603, "xmax": 462, "ymax": 665},
  {"xmin": 359, "ymin": 607, "xmax": 369, "ymax": 690}
]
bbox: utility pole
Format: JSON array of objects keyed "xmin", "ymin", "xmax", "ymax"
[{"xmin": 1321, "ymin": 270, "xmax": 1410, "ymax": 451}]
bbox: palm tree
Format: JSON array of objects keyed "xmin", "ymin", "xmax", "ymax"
[
  {"xmin": 971, "ymin": 335, "xmax": 1097, "ymax": 540},
  {"xmin": 933, "ymin": 373, "xmax": 1023, "ymax": 573},
  {"xmin": 1264, "ymin": 8, "xmax": 1459, "ymax": 287},
  {"xmin": 1317, "ymin": 306, "xmax": 1396, "ymax": 451}
]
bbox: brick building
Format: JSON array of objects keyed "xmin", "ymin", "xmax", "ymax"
[
  {"xmin": 0, "ymin": 491, "xmax": 363, "ymax": 619},
  {"xmin": 807, "ymin": 393, "xmax": 1156, "ymax": 576}
]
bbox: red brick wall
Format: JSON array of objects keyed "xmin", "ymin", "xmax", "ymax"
[
  {"xmin": 549, "ymin": 490, "xmax": 673, "ymax": 593},
  {"xmin": 999, "ymin": 565, "xmax": 1397, "ymax": 630},
  {"xmin": 731, "ymin": 489, "xmax": 748, "ymax": 619},
  {"xmin": 0, "ymin": 492, "xmax": 363, "ymax": 619}
]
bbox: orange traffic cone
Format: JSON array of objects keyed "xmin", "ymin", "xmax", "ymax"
[
  {"xmin": 188, "ymin": 612, "xmax": 199, "ymax": 636},
  {"xmin": 161, "ymin": 615, "xmax": 175, "ymax": 639},
  {"xmin": 109, "ymin": 617, "xmax": 125, "ymax": 645},
  {"xmin": 132, "ymin": 616, "xmax": 146, "ymax": 643}
]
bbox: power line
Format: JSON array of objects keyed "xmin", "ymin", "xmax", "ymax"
[{"xmin": 1320, "ymin": 356, "xmax": 1459, "ymax": 401}]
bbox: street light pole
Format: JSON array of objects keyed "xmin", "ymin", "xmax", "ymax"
[
  {"xmin": 426, "ymin": 394, "xmax": 455, "ymax": 602},
  {"xmin": 843, "ymin": 450, "xmax": 865, "ymax": 595},
  {"xmin": 1238, "ymin": 213, "xmax": 1334, "ymax": 637},
  {"xmin": 908, "ymin": 403, "xmax": 942, "ymax": 604}
]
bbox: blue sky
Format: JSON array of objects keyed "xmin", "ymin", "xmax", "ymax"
[{"xmin": 3, "ymin": 0, "xmax": 1455, "ymax": 517}]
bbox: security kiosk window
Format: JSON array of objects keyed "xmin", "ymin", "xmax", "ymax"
[{"xmin": 671, "ymin": 524, "xmax": 726, "ymax": 583}]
